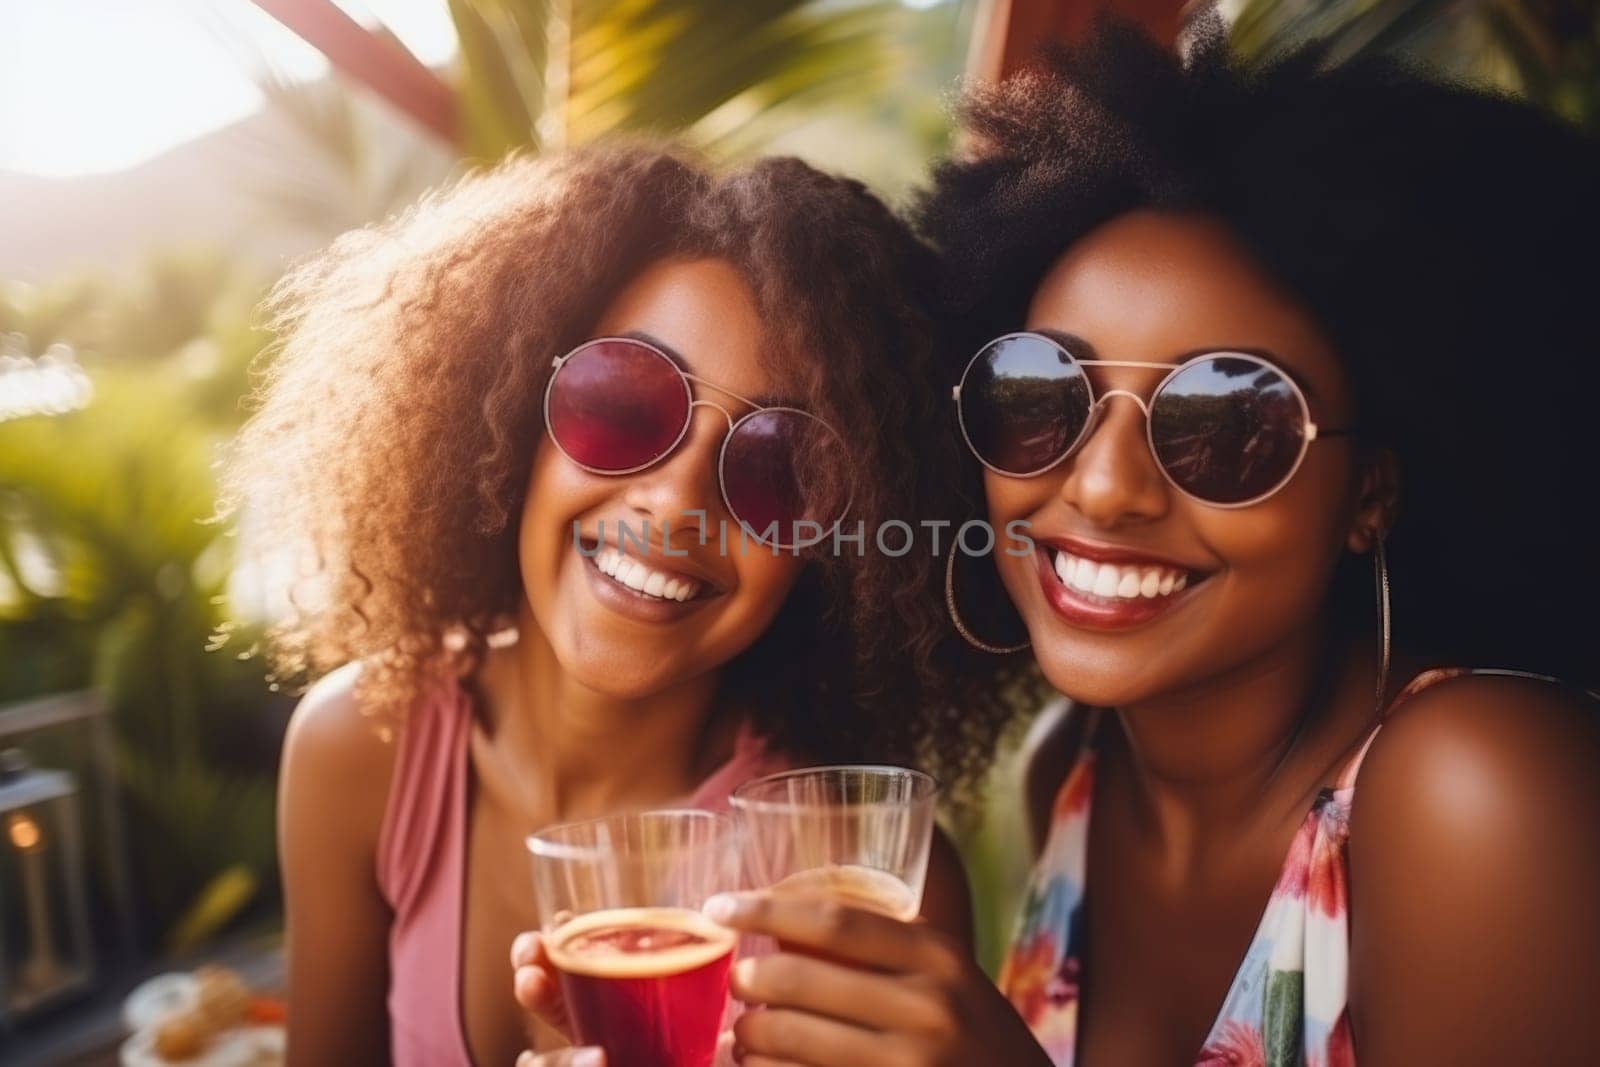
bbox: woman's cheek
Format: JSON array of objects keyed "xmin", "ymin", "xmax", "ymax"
[{"xmin": 724, "ymin": 549, "xmax": 805, "ymax": 632}]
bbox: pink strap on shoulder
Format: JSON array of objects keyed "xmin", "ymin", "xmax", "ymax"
[
  {"xmin": 690, "ymin": 720, "xmax": 790, "ymax": 812},
  {"xmin": 376, "ymin": 678, "xmax": 473, "ymax": 912}
]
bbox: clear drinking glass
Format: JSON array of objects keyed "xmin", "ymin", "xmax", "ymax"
[
  {"xmin": 527, "ymin": 810, "xmax": 742, "ymax": 1067},
  {"xmin": 729, "ymin": 765, "xmax": 938, "ymax": 929}
]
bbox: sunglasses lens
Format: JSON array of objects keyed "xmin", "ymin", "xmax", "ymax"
[
  {"xmin": 959, "ymin": 334, "xmax": 1091, "ymax": 475},
  {"xmin": 546, "ymin": 340, "xmax": 690, "ymax": 471},
  {"xmin": 721, "ymin": 410, "xmax": 846, "ymax": 547},
  {"xmin": 1149, "ymin": 356, "xmax": 1308, "ymax": 504}
]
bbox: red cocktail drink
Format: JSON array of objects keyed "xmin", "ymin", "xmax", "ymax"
[{"xmin": 547, "ymin": 907, "xmax": 736, "ymax": 1067}]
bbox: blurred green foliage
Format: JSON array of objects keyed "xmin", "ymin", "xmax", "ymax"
[
  {"xmin": 449, "ymin": 0, "xmax": 941, "ymax": 160},
  {"xmin": 1, "ymin": 253, "xmax": 283, "ymax": 950},
  {"xmin": 1232, "ymin": 0, "xmax": 1600, "ymax": 133}
]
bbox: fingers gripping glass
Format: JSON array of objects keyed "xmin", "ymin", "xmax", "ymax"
[
  {"xmin": 954, "ymin": 331, "xmax": 1350, "ymax": 507},
  {"xmin": 544, "ymin": 337, "xmax": 850, "ymax": 549},
  {"xmin": 526, "ymin": 810, "xmax": 742, "ymax": 1067}
]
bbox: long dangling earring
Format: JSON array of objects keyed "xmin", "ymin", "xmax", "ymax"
[
  {"xmin": 1374, "ymin": 539, "xmax": 1391, "ymax": 711},
  {"xmin": 945, "ymin": 549, "xmax": 1030, "ymax": 655}
]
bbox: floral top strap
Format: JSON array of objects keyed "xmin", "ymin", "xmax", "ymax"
[{"xmin": 998, "ymin": 668, "xmax": 1570, "ymax": 1067}]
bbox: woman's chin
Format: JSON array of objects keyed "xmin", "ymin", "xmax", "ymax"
[
  {"xmin": 1026, "ymin": 642, "xmax": 1173, "ymax": 711},
  {"xmin": 555, "ymin": 649, "xmax": 682, "ymax": 702}
]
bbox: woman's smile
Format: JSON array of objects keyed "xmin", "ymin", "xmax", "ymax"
[
  {"xmin": 592, "ymin": 543, "xmax": 711, "ymax": 603},
  {"xmin": 578, "ymin": 539, "xmax": 728, "ymax": 625},
  {"xmin": 1030, "ymin": 534, "xmax": 1212, "ymax": 631}
]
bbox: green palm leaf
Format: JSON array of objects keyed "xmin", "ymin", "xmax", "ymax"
[
  {"xmin": 1230, "ymin": 0, "xmax": 1600, "ymax": 132},
  {"xmin": 449, "ymin": 0, "xmax": 550, "ymax": 157},
  {"xmin": 445, "ymin": 0, "xmax": 902, "ymax": 160}
]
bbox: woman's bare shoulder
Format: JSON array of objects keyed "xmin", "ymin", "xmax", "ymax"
[
  {"xmin": 280, "ymin": 662, "xmax": 402, "ymax": 855},
  {"xmin": 1348, "ymin": 672, "xmax": 1600, "ymax": 1061}
]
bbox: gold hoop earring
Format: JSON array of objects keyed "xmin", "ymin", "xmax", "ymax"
[
  {"xmin": 945, "ymin": 550, "xmax": 1030, "ymax": 655},
  {"xmin": 1374, "ymin": 539, "xmax": 1391, "ymax": 711}
]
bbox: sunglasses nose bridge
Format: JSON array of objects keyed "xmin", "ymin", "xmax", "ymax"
[
  {"xmin": 1073, "ymin": 388, "xmax": 1167, "ymax": 482},
  {"xmin": 1079, "ymin": 388, "xmax": 1152, "ymax": 446},
  {"xmin": 1091, "ymin": 388, "xmax": 1153, "ymax": 421},
  {"xmin": 688, "ymin": 398, "xmax": 736, "ymax": 434}
]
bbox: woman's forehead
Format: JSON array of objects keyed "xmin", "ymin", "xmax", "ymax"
[
  {"xmin": 592, "ymin": 256, "xmax": 785, "ymax": 402},
  {"xmin": 1024, "ymin": 211, "xmax": 1350, "ymax": 410}
]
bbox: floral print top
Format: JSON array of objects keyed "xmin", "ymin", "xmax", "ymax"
[{"xmin": 999, "ymin": 668, "xmax": 1512, "ymax": 1067}]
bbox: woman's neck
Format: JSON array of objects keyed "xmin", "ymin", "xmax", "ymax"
[
  {"xmin": 473, "ymin": 605, "xmax": 733, "ymax": 825},
  {"xmin": 1109, "ymin": 620, "xmax": 1381, "ymax": 864}
]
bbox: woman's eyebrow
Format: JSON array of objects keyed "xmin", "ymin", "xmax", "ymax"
[
  {"xmin": 620, "ymin": 329, "xmax": 689, "ymax": 369},
  {"xmin": 617, "ymin": 329, "xmax": 789, "ymax": 408},
  {"xmin": 1034, "ymin": 327, "xmax": 1098, "ymax": 359}
]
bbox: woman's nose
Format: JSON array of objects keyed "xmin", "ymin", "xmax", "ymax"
[
  {"xmin": 1053, "ymin": 394, "xmax": 1170, "ymax": 528},
  {"xmin": 617, "ymin": 404, "xmax": 729, "ymax": 541}
]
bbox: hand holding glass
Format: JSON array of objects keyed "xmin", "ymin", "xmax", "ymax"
[{"xmin": 527, "ymin": 811, "xmax": 740, "ymax": 1067}]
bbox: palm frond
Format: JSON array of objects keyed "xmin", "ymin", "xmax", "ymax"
[
  {"xmin": 196, "ymin": 4, "xmax": 451, "ymax": 240},
  {"xmin": 444, "ymin": 0, "xmax": 902, "ymax": 158},
  {"xmin": 449, "ymin": 0, "xmax": 550, "ymax": 158},
  {"xmin": 1231, "ymin": 0, "xmax": 1599, "ymax": 131}
]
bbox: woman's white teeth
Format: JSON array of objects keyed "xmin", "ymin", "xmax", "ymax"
[
  {"xmin": 1093, "ymin": 565, "xmax": 1119, "ymax": 597},
  {"xmin": 593, "ymin": 547, "xmax": 701, "ymax": 602},
  {"xmin": 1052, "ymin": 550, "xmax": 1188, "ymax": 600}
]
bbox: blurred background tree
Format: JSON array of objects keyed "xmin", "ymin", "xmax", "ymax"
[{"xmin": 1, "ymin": 255, "xmax": 281, "ymax": 958}]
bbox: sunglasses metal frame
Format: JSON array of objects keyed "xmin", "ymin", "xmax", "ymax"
[
  {"xmin": 953, "ymin": 331, "xmax": 1349, "ymax": 509},
  {"xmin": 544, "ymin": 336, "xmax": 849, "ymax": 548}
]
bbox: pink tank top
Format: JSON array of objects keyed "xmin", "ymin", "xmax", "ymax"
[{"xmin": 375, "ymin": 679, "xmax": 789, "ymax": 1066}]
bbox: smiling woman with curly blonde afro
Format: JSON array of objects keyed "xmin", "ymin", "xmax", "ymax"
[{"xmin": 226, "ymin": 142, "xmax": 1028, "ymax": 1066}]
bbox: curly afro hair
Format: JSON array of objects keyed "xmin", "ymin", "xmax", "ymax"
[
  {"xmin": 917, "ymin": 17, "xmax": 1600, "ymax": 688},
  {"xmin": 225, "ymin": 141, "xmax": 1027, "ymax": 792}
]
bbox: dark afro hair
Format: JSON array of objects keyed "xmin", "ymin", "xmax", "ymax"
[{"xmin": 917, "ymin": 16, "xmax": 1600, "ymax": 689}]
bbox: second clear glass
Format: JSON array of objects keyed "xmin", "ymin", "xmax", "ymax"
[{"xmin": 729, "ymin": 764, "xmax": 938, "ymax": 922}]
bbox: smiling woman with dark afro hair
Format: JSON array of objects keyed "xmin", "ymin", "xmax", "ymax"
[
  {"xmin": 919, "ymin": 17, "xmax": 1600, "ymax": 687},
  {"xmin": 711, "ymin": 17, "xmax": 1600, "ymax": 1067}
]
